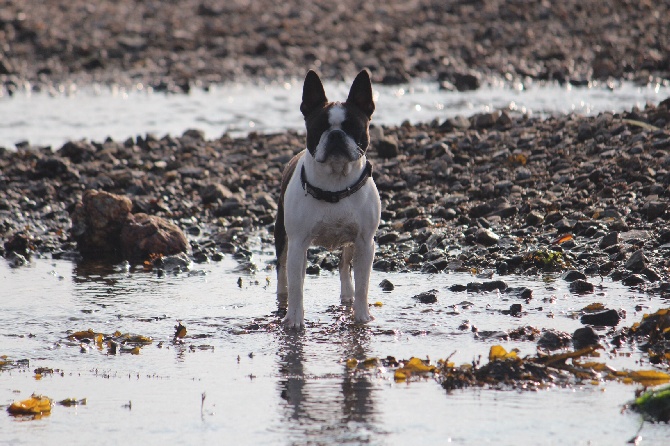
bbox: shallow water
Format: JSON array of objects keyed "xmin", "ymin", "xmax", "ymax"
[
  {"xmin": 0, "ymin": 80, "xmax": 668, "ymax": 149},
  {"xmin": 1, "ymin": 243, "xmax": 668, "ymax": 445}
]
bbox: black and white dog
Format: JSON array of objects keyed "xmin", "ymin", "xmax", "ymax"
[{"xmin": 274, "ymin": 70, "xmax": 381, "ymax": 328}]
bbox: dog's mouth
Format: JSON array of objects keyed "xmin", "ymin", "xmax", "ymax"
[{"xmin": 315, "ymin": 130, "xmax": 364, "ymax": 163}]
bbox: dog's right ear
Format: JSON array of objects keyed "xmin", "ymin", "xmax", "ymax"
[{"xmin": 301, "ymin": 70, "xmax": 328, "ymax": 117}]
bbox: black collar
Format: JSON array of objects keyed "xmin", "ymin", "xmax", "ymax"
[{"xmin": 300, "ymin": 161, "xmax": 373, "ymax": 203}]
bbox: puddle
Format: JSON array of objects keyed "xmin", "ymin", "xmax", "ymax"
[
  {"xmin": 1, "ymin": 80, "xmax": 668, "ymax": 149},
  {"xmin": 1, "ymin": 244, "xmax": 668, "ymax": 444}
]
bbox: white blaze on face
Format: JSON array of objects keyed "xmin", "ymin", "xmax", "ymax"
[
  {"xmin": 314, "ymin": 104, "xmax": 359, "ymax": 165},
  {"xmin": 328, "ymin": 105, "xmax": 346, "ymax": 128}
]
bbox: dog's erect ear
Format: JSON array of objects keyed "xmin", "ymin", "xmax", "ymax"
[
  {"xmin": 301, "ymin": 70, "xmax": 328, "ymax": 117},
  {"xmin": 346, "ymin": 70, "xmax": 375, "ymax": 119}
]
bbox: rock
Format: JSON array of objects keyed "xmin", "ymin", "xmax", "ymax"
[
  {"xmin": 525, "ymin": 211, "xmax": 544, "ymax": 226},
  {"xmin": 120, "ymin": 213, "xmax": 189, "ymax": 261},
  {"xmin": 453, "ymin": 72, "xmax": 480, "ymax": 91},
  {"xmin": 563, "ymin": 270, "xmax": 587, "ymax": 282},
  {"xmin": 573, "ymin": 326, "xmax": 600, "ymax": 350},
  {"xmin": 449, "ymin": 284, "xmax": 467, "ymax": 292},
  {"xmin": 537, "ymin": 329, "xmax": 572, "ymax": 350},
  {"xmin": 502, "ymin": 303, "xmax": 523, "ymax": 316},
  {"xmin": 643, "ymin": 201, "xmax": 667, "ymax": 220},
  {"xmin": 379, "ymin": 279, "xmax": 395, "ymax": 291},
  {"xmin": 200, "ymin": 183, "xmax": 234, "ymax": 204},
  {"xmin": 153, "ymin": 252, "xmax": 192, "ymax": 272},
  {"xmin": 598, "ymin": 231, "xmax": 620, "ymax": 249},
  {"xmin": 624, "ymin": 249, "xmax": 648, "ymax": 272},
  {"xmin": 467, "ymin": 280, "xmax": 507, "ymax": 292},
  {"xmin": 376, "ymin": 136, "xmax": 399, "ymax": 158},
  {"xmin": 622, "ymin": 274, "xmax": 646, "ymax": 286},
  {"xmin": 377, "ymin": 232, "xmax": 399, "ymax": 244},
  {"xmin": 59, "ymin": 140, "xmax": 97, "ymax": 163},
  {"xmin": 3, "ymin": 232, "xmax": 32, "ymax": 256},
  {"xmin": 580, "ymin": 309, "xmax": 621, "ymax": 327},
  {"xmin": 569, "ymin": 279, "xmax": 595, "ymax": 294},
  {"xmin": 255, "ymin": 193, "xmax": 278, "ymax": 211},
  {"xmin": 505, "ymin": 286, "xmax": 533, "ymax": 300},
  {"xmin": 412, "ymin": 289, "xmax": 438, "ymax": 304},
  {"xmin": 71, "ymin": 190, "xmax": 133, "ymax": 258},
  {"xmin": 476, "ymin": 228, "xmax": 500, "ymax": 246}
]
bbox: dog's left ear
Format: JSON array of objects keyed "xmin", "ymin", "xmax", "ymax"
[{"xmin": 346, "ymin": 70, "xmax": 375, "ymax": 119}]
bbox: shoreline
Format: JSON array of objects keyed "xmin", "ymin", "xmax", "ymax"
[{"xmin": 1, "ymin": 96, "xmax": 669, "ymax": 296}]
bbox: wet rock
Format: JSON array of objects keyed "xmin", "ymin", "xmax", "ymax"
[
  {"xmin": 379, "ymin": 279, "xmax": 395, "ymax": 291},
  {"xmin": 502, "ymin": 303, "xmax": 523, "ymax": 316},
  {"xmin": 3, "ymin": 232, "xmax": 32, "ymax": 256},
  {"xmin": 152, "ymin": 252, "xmax": 192, "ymax": 272},
  {"xmin": 120, "ymin": 213, "xmax": 189, "ymax": 261},
  {"xmin": 569, "ymin": 279, "xmax": 595, "ymax": 294},
  {"xmin": 537, "ymin": 330, "xmax": 572, "ymax": 351},
  {"xmin": 643, "ymin": 201, "xmax": 667, "ymax": 220},
  {"xmin": 572, "ymin": 326, "xmax": 600, "ymax": 350},
  {"xmin": 449, "ymin": 284, "xmax": 468, "ymax": 292},
  {"xmin": 598, "ymin": 231, "xmax": 620, "ymax": 249},
  {"xmin": 622, "ymin": 274, "xmax": 646, "ymax": 286},
  {"xmin": 580, "ymin": 309, "xmax": 620, "ymax": 327},
  {"xmin": 505, "ymin": 286, "xmax": 533, "ymax": 300},
  {"xmin": 71, "ymin": 190, "xmax": 133, "ymax": 258},
  {"xmin": 412, "ymin": 289, "xmax": 438, "ymax": 304},
  {"xmin": 476, "ymin": 228, "xmax": 500, "ymax": 246},
  {"xmin": 452, "ymin": 72, "xmax": 480, "ymax": 91},
  {"xmin": 624, "ymin": 249, "xmax": 648, "ymax": 272},
  {"xmin": 563, "ymin": 270, "xmax": 587, "ymax": 282},
  {"xmin": 467, "ymin": 280, "xmax": 507, "ymax": 292},
  {"xmin": 377, "ymin": 232, "xmax": 399, "ymax": 245}
]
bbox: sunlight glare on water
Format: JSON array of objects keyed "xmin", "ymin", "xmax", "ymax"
[{"xmin": 0, "ymin": 80, "xmax": 668, "ymax": 149}]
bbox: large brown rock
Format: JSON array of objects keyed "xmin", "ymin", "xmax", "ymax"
[
  {"xmin": 120, "ymin": 213, "xmax": 189, "ymax": 261},
  {"xmin": 71, "ymin": 190, "xmax": 188, "ymax": 261},
  {"xmin": 71, "ymin": 190, "xmax": 133, "ymax": 258}
]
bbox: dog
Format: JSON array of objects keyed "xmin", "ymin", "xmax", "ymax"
[{"xmin": 274, "ymin": 70, "xmax": 381, "ymax": 328}]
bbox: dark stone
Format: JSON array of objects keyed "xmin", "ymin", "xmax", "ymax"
[
  {"xmin": 412, "ymin": 289, "xmax": 438, "ymax": 304},
  {"xmin": 599, "ymin": 231, "xmax": 620, "ymax": 249},
  {"xmin": 569, "ymin": 279, "xmax": 595, "ymax": 294},
  {"xmin": 624, "ymin": 249, "xmax": 648, "ymax": 272},
  {"xmin": 580, "ymin": 309, "xmax": 620, "ymax": 327},
  {"xmin": 306, "ymin": 264, "xmax": 320, "ymax": 275},
  {"xmin": 502, "ymin": 303, "xmax": 523, "ymax": 316},
  {"xmin": 525, "ymin": 211, "xmax": 544, "ymax": 226},
  {"xmin": 376, "ymin": 136, "xmax": 399, "ymax": 158},
  {"xmin": 449, "ymin": 284, "xmax": 467, "ymax": 292},
  {"xmin": 644, "ymin": 201, "xmax": 667, "ymax": 220},
  {"xmin": 563, "ymin": 270, "xmax": 587, "ymax": 282},
  {"xmin": 537, "ymin": 329, "xmax": 572, "ymax": 350},
  {"xmin": 379, "ymin": 279, "xmax": 395, "ymax": 291},
  {"xmin": 377, "ymin": 232, "xmax": 399, "ymax": 245},
  {"xmin": 59, "ymin": 140, "xmax": 97, "ymax": 163},
  {"xmin": 622, "ymin": 274, "xmax": 646, "ymax": 286},
  {"xmin": 200, "ymin": 183, "xmax": 234, "ymax": 204},
  {"xmin": 476, "ymin": 228, "xmax": 500, "ymax": 246},
  {"xmin": 453, "ymin": 72, "xmax": 480, "ymax": 91},
  {"xmin": 467, "ymin": 280, "xmax": 508, "ymax": 292},
  {"xmin": 573, "ymin": 326, "xmax": 600, "ymax": 350},
  {"xmin": 3, "ymin": 232, "xmax": 31, "ymax": 256},
  {"xmin": 641, "ymin": 267, "xmax": 661, "ymax": 282},
  {"xmin": 505, "ymin": 286, "xmax": 533, "ymax": 300}
]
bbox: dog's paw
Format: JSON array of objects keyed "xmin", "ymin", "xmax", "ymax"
[
  {"xmin": 353, "ymin": 311, "xmax": 375, "ymax": 324},
  {"xmin": 340, "ymin": 294, "xmax": 354, "ymax": 305},
  {"xmin": 282, "ymin": 315, "xmax": 305, "ymax": 330}
]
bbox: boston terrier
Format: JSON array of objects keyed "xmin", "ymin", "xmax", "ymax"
[{"xmin": 274, "ymin": 70, "xmax": 381, "ymax": 329}]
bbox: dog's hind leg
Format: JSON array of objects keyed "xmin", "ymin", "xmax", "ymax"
[
  {"xmin": 274, "ymin": 202, "xmax": 289, "ymax": 309},
  {"xmin": 339, "ymin": 245, "xmax": 355, "ymax": 304}
]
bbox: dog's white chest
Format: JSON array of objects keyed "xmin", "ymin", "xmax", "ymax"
[{"xmin": 311, "ymin": 218, "xmax": 359, "ymax": 250}]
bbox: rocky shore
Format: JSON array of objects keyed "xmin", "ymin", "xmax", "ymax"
[
  {"xmin": 1, "ymin": 0, "xmax": 669, "ymax": 93},
  {"xmin": 1, "ymin": 98, "xmax": 669, "ymax": 297}
]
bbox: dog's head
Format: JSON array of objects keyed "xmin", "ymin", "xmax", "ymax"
[{"xmin": 300, "ymin": 70, "xmax": 375, "ymax": 164}]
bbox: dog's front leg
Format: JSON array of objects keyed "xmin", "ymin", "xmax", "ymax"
[
  {"xmin": 284, "ymin": 238, "xmax": 308, "ymax": 328},
  {"xmin": 352, "ymin": 238, "xmax": 375, "ymax": 323},
  {"xmin": 339, "ymin": 245, "xmax": 355, "ymax": 304}
]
